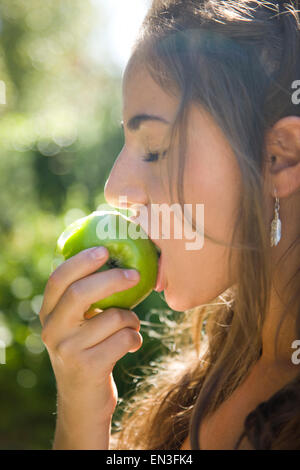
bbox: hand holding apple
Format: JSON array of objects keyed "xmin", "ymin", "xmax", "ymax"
[{"xmin": 39, "ymin": 241, "xmax": 145, "ymax": 448}]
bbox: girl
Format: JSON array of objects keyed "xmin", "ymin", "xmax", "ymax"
[{"xmin": 39, "ymin": 0, "xmax": 300, "ymax": 449}]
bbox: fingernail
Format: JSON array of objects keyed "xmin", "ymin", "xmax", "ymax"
[
  {"xmin": 91, "ymin": 246, "xmax": 107, "ymax": 260},
  {"xmin": 123, "ymin": 269, "xmax": 140, "ymax": 281}
]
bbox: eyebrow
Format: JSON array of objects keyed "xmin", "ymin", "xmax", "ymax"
[{"xmin": 120, "ymin": 114, "xmax": 170, "ymax": 131}]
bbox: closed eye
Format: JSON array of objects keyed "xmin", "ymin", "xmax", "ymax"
[{"xmin": 142, "ymin": 150, "xmax": 167, "ymax": 162}]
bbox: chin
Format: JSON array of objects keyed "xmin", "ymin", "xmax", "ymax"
[{"xmin": 164, "ymin": 288, "xmax": 199, "ymax": 312}]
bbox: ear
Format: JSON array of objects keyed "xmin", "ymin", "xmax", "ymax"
[{"xmin": 264, "ymin": 116, "xmax": 300, "ymax": 198}]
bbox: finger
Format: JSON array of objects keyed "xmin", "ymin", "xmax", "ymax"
[
  {"xmin": 42, "ymin": 267, "xmax": 140, "ymax": 337},
  {"xmin": 57, "ymin": 308, "xmax": 140, "ymax": 351},
  {"xmin": 39, "ymin": 246, "xmax": 109, "ymax": 326},
  {"xmin": 82, "ymin": 327, "xmax": 143, "ymax": 371}
]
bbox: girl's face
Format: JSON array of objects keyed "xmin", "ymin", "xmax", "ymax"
[{"xmin": 104, "ymin": 63, "xmax": 244, "ymax": 312}]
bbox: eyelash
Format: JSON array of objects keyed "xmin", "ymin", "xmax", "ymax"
[{"xmin": 142, "ymin": 150, "xmax": 167, "ymax": 162}]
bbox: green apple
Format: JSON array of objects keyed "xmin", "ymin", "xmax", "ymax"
[{"xmin": 55, "ymin": 210, "xmax": 160, "ymax": 313}]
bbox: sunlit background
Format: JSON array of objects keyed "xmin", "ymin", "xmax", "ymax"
[
  {"xmin": 0, "ymin": 0, "xmax": 180, "ymax": 449},
  {"xmin": 89, "ymin": 0, "xmax": 152, "ymax": 69}
]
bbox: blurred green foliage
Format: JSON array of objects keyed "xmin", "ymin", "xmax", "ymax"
[{"xmin": 0, "ymin": 0, "xmax": 179, "ymax": 449}]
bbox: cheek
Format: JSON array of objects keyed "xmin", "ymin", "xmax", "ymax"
[
  {"xmin": 163, "ymin": 137, "xmax": 241, "ymax": 310},
  {"xmin": 183, "ymin": 136, "xmax": 242, "ymax": 244}
]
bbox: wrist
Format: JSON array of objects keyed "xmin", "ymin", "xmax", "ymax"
[{"xmin": 53, "ymin": 408, "xmax": 112, "ymax": 450}]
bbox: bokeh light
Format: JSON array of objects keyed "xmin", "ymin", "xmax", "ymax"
[
  {"xmin": 17, "ymin": 300, "xmax": 35, "ymax": 322},
  {"xmin": 25, "ymin": 334, "xmax": 45, "ymax": 355},
  {"xmin": 30, "ymin": 295, "xmax": 44, "ymax": 316},
  {"xmin": 10, "ymin": 277, "xmax": 33, "ymax": 300},
  {"xmin": 17, "ymin": 369, "xmax": 37, "ymax": 389}
]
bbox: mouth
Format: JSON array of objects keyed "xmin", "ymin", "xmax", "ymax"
[{"xmin": 155, "ymin": 245, "xmax": 161, "ymax": 258}]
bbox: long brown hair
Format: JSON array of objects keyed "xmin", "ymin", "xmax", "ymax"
[{"xmin": 110, "ymin": 0, "xmax": 300, "ymax": 449}]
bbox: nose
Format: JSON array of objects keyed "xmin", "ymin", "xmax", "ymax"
[
  {"xmin": 104, "ymin": 181, "xmax": 145, "ymax": 211},
  {"xmin": 104, "ymin": 158, "xmax": 148, "ymax": 213}
]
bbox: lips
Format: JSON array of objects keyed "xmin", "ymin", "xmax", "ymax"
[
  {"xmin": 154, "ymin": 245, "xmax": 161, "ymax": 257},
  {"xmin": 155, "ymin": 254, "xmax": 164, "ymax": 292}
]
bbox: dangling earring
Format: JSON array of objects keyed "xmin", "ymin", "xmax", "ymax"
[{"xmin": 270, "ymin": 187, "xmax": 281, "ymax": 247}]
